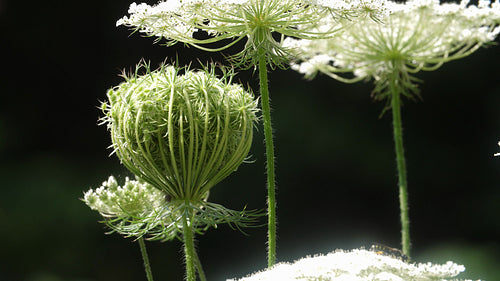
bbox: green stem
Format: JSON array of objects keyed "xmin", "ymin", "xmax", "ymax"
[
  {"xmin": 389, "ymin": 74, "xmax": 411, "ymax": 258},
  {"xmin": 257, "ymin": 48, "xmax": 277, "ymax": 267},
  {"xmin": 194, "ymin": 250, "xmax": 207, "ymax": 281},
  {"xmin": 182, "ymin": 210, "xmax": 197, "ymax": 281},
  {"xmin": 138, "ymin": 237, "xmax": 154, "ymax": 281}
]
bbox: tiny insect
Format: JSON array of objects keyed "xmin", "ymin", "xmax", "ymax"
[
  {"xmin": 165, "ymin": 194, "xmax": 172, "ymax": 202},
  {"xmin": 370, "ymin": 243, "xmax": 409, "ymax": 262}
]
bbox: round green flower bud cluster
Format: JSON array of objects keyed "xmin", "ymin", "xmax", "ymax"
[{"xmin": 101, "ymin": 63, "xmax": 259, "ymax": 203}]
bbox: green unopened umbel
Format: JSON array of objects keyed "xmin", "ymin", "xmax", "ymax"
[{"xmin": 102, "ymin": 63, "xmax": 258, "ymax": 203}]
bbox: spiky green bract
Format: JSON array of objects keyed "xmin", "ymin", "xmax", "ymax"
[
  {"xmin": 117, "ymin": 0, "xmax": 388, "ymax": 68},
  {"xmin": 129, "ymin": 199, "xmax": 263, "ymax": 242},
  {"xmin": 102, "ymin": 62, "xmax": 258, "ymax": 201}
]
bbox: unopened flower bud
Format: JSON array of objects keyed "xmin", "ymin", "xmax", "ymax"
[{"xmin": 101, "ymin": 63, "xmax": 259, "ymax": 203}]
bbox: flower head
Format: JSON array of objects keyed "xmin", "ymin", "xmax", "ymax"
[
  {"xmin": 83, "ymin": 175, "xmax": 166, "ymax": 218},
  {"xmin": 83, "ymin": 176, "xmax": 179, "ymax": 239},
  {"xmin": 101, "ymin": 62, "xmax": 259, "ymax": 203},
  {"xmin": 286, "ymin": 0, "xmax": 500, "ymax": 101},
  {"xmin": 83, "ymin": 175, "xmax": 259, "ymax": 240},
  {"xmin": 117, "ymin": 0, "xmax": 388, "ymax": 67},
  {"xmin": 82, "ymin": 176, "xmax": 260, "ymax": 241},
  {"xmin": 228, "ymin": 248, "xmax": 477, "ymax": 281}
]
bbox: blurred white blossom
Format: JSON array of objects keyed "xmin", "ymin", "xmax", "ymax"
[
  {"xmin": 286, "ymin": 0, "xmax": 500, "ymax": 99},
  {"xmin": 228, "ymin": 249, "xmax": 478, "ymax": 281}
]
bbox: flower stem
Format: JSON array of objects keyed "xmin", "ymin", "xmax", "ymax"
[
  {"xmin": 138, "ymin": 237, "xmax": 154, "ymax": 281},
  {"xmin": 389, "ymin": 74, "xmax": 411, "ymax": 258},
  {"xmin": 182, "ymin": 210, "xmax": 197, "ymax": 281},
  {"xmin": 257, "ymin": 48, "xmax": 277, "ymax": 267},
  {"xmin": 194, "ymin": 249, "xmax": 207, "ymax": 281}
]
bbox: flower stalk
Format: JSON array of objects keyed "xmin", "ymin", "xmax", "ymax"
[
  {"xmin": 257, "ymin": 47, "xmax": 276, "ymax": 266},
  {"xmin": 182, "ymin": 209, "xmax": 196, "ymax": 281},
  {"xmin": 194, "ymin": 251, "xmax": 207, "ymax": 281},
  {"xmin": 389, "ymin": 71, "xmax": 410, "ymax": 257},
  {"xmin": 138, "ymin": 237, "xmax": 155, "ymax": 281}
]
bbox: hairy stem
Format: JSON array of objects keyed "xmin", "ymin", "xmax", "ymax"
[
  {"xmin": 258, "ymin": 48, "xmax": 277, "ymax": 267},
  {"xmin": 182, "ymin": 210, "xmax": 197, "ymax": 281},
  {"xmin": 138, "ymin": 237, "xmax": 154, "ymax": 281},
  {"xmin": 389, "ymin": 74, "xmax": 411, "ymax": 258}
]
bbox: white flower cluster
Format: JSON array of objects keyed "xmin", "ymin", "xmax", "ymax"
[
  {"xmin": 116, "ymin": 1, "xmax": 206, "ymax": 41},
  {"xmin": 83, "ymin": 176, "xmax": 166, "ymax": 218},
  {"xmin": 228, "ymin": 249, "xmax": 477, "ymax": 281},
  {"xmin": 116, "ymin": 0, "xmax": 387, "ymax": 44},
  {"xmin": 286, "ymin": 0, "xmax": 500, "ymax": 81}
]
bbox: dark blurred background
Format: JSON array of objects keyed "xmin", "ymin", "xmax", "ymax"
[{"xmin": 1, "ymin": 0, "xmax": 499, "ymax": 280}]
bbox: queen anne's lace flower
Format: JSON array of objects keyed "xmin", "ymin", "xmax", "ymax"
[
  {"xmin": 286, "ymin": 0, "xmax": 500, "ymax": 100},
  {"xmin": 82, "ymin": 176, "xmax": 177, "ymax": 239},
  {"xmin": 83, "ymin": 175, "xmax": 166, "ymax": 218},
  {"xmin": 283, "ymin": 0, "xmax": 500, "ymax": 264},
  {"xmin": 228, "ymin": 249, "xmax": 476, "ymax": 281},
  {"xmin": 117, "ymin": 0, "xmax": 388, "ymax": 66}
]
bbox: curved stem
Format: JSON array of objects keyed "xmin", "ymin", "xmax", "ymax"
[
  {"xmin": 389, "ymin": 73, "xmax": 411, "ymax": 258},
  {"xmin": 182, "ymin": 210, "xmax": 197, "ymax": 281},
  {"xmin": 194, "ymin": 250, "xmax": 207, "ymax": 281},
  {"xmin": 257, "ymin": 48, "xmax": 277, "ymax": 267},
  {"xmin": 138, "ymin": 237, "xmax": 154, "ymax": 281}
]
